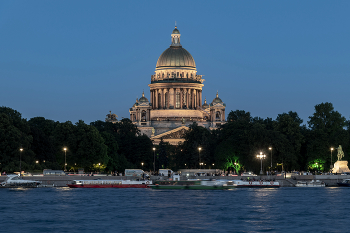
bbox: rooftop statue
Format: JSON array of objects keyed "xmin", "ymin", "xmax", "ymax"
[{"xmin": 337, "ymin": 145, "xmax": 344, "ymax": 161}]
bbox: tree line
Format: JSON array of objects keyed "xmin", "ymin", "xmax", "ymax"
[{"xmin": 0, "ymin": 102, "xmax": 349, "ymax": 174}]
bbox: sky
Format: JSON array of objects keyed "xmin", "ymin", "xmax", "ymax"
[{"xmin": 1, "ymin": 1, "xmax": 350, "ymax": 126}]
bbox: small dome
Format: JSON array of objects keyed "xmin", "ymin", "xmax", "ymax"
[
  {"xmin": 172, "ymin": 26, "xmax": 180, "ymax": 34},
  {"xmin": 211, "ymin": 91, "xmax": 224, "ymax": 106},
  {"xmin": 156, "ymin": 47, "xmax": 196, "ymax": 68},
  {"xmin": 139, "ymin": 91, "xmax": 149, "ymax": 103}
]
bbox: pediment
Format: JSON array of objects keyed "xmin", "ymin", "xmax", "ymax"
[{"xmin": 151, "ymin": 126, "xmax": 189, "ymax": 140}]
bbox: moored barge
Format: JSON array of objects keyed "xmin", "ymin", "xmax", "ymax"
[{"xmin": 67, "ymin": 179, "xmax": 152, "ymax": 188}]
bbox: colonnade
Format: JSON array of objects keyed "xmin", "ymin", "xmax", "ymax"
[{"xmin": 150, "ymin": 88, "xmax": 202, "ymax": 110}]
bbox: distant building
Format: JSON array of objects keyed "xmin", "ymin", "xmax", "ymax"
[
  {"xmin": 129, "ymin": 26, "xmax": 226, "ymax": 145},
  {"xmin": 105, "ymin": 111, "xmax": 118, "ymax": 123}
]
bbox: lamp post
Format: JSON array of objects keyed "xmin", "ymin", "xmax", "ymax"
[
  {"xmin": 257, "ymin": 152, "xmax": 266, "ymax": 175},
  {"xmin": 269, "ymin": 147, "xmax": 272, "ymax": 172},
  {"xmin": 330, "ymin": 147, "xmax": 334, "ymax": 169},
  {"xmin": 19, "ymin": 148, "xmax": 23, "ymax": 176},
  {"xmin": 63, "ymin": 147, "xmax": 67, "ymax": 171},
  {"xmin": 153, "ymin": 147, "xmax": 156, "ymax": 173},
  {"xmin": 198, "ymin": 147, "xmax": 202, "ymax": 169},
  {"xmin": 141, "ymin": 162, "xmax": 144, "ymax": 170}
]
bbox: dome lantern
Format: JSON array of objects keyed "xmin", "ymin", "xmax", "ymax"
[{"xmin": 171, "ymin": 26, "xmax": 181, "ymax": 47}]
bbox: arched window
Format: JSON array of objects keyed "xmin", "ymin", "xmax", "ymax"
[
  {"xmin": 141, "ymin": 111, "xmax": 147, "ymax": 122},
  {"xmin": 216, "ymin": 111, "xmax": 221, "ymax": 120},
  {"xmin": 176, "ymin": 92, "xmax": 180, "ymax": 109}
]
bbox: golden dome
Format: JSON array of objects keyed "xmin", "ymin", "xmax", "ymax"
[{"xmin": 156, "ymin": 46, "xmax": 196, "ymax": 68}]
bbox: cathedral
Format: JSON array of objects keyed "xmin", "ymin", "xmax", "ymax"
[{"xmin": 129, "ymin": 26, "xmax": 226, "ymax": 145}]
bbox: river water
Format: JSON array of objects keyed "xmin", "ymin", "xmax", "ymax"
[{"xmin": 1, "ymin": 187, "xmax": 348, "ymax": 233}]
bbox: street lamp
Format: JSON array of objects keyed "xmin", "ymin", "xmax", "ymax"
[
  {"xmin": 153, "ymin": 147, "xmax": 156, "ymax": 173},
  {"xmin": 257, "ymin": 152, "xmax": 266, "ymax": 175},
  {"xmin": 141, "ymin": 162, "xmax": 144, "ymax": 170},
  {"xmin": 330, "ymin": 147, "xmax": 334, "ymax": 169},
  {"xmin": 98, "ymin": 163, "xmax": 101, "ymax": 173},
  {"xmin": 19, "ymin": 148, "xmax": 23, "ymax": 176},
  {"xmin": 198, "ymin": 147, "xmax": 202, "ymax": 169},
  {"xmin": 63, "ymin": 147, "xmax": 67, "ymax": 171},
  {"xmin": 269, "ymin": 147, "xmax": 272, "ymax": 171}
]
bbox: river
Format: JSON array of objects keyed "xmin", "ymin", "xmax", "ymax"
[{"xmin": 1, "ymin": 187, "xmax": 348, "ymax": 232}]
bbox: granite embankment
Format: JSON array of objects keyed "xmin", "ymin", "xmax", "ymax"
[{"xmin": 1, "ymin": 174, "xmax": 348, "ymax": 187}]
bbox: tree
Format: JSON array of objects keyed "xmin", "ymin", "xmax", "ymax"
[
  {"xmin": 180, "ymin": 122, "xmax": 215, "ymax": 169},
  {"xmin": 0, "ymin": 107, "xmax": 34, "ymax": 173},
  {"xmin": 273, "ymin": 112, "xmax": 304, "ymax": 171},
  {"xmin": 90, "ymin": 119, "xmax": 153, "ymax": 171},
  {"xmin": 307, "ymin": 102, "xmax": 348, "ymax": 169},
  {"xmin": 74, "ymin": 120, "xmax": 108, "ymax": 171},
  {"xmin": 28, "ymin": 117, "xmax": 58, "ymax": 169},
  {"xmin": 158, "ymin": 139, "xmax": 168, "ymax": 169}
]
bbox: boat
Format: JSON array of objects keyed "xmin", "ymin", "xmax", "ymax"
[
  {"xmin": 337, "ymin": 179, "xmax": 350, "ymax": 187},
  {"xmin": 67, "ymin": 179, "xmax": 152, "ymax": 188},
  {"xmin": 295, "ymin": 180, "xmax": 325, "ymax": 187},
  {"xmin": 228, "ymin": 179, "xmax": 280, "ymax": 188},
  {"xmin": 150, "ymin": 180, "xmax": 235, "ymax": 190},
  {"xmin": 0, "ymin": 174, "xmax": 42, "ymax": 187}
]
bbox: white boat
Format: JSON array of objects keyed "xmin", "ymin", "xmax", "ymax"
[
  {"xmin": 295, "ymin": 180, "xmax": 325, "ymax": 187},
  {"xmin": 0, "ymin": 174, "xmax": 42, "ymax": 187},
  {"xmin": 225, "ymin": 180, "xmax": 280, "ymax": 188}
]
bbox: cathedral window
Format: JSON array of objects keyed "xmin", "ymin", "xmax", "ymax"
[
  {"xmin": 176, "ymin": 92, "xmax": 180, "ymax": 108},
  {"xmin": 216, "ymin": 111, "xmax": 221, "ymax": 120},
  {"xmin": 141, "ymin": 111, "xmax": 147, "ymax": 122}
]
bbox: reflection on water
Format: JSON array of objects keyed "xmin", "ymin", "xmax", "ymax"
[{"xmin": 1, "ymin": 187, "xmax": 350, "ymax": 232}]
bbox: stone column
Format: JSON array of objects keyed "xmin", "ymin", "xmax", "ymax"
[
  {"xmin": 151, "ymin": 90, "xmax": 154, "ymax": 109},
  {"xmin": 155, "ymin": 89, "xmax": 158, "ymax": 109},
  {"xmin": 199, "ymin": 90, "xmax": 202, "ymax": 107}
]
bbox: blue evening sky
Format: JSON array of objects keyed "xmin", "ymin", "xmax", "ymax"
[{"xmin": 1, "ymin": 1, "xmax": 349, "ymax": 126}]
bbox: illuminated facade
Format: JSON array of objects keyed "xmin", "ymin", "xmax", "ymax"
[{"xmin": 129, "ymin": 26, "xmax": 226, "ymax": 145}]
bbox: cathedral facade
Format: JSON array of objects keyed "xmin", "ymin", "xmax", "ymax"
[{"xmin": 129, "ymin": 26, "xmax": 226, "ymax": 145}]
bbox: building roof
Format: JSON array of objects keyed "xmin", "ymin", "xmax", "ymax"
[
  {"xmin": 172, "ymin": 26, "xmax": 180, "ymax": 34},
  {"xmin": 156, "ymin": 47, "xmax": 196, "ymax": 68},
  {"xmin": 139, "ymin": 91, "xmax": 149, "ymax": 103},
  {"xmin": 211, "ymin": 91, "xmax": 226, "ymax": 106},
  {"xmin": 156, "ymin": 26, "xmax": 196, "ymax": 68}
]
